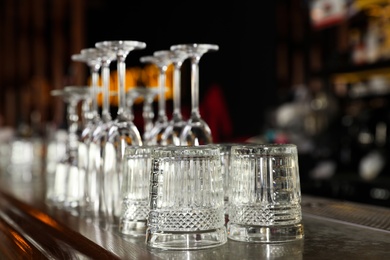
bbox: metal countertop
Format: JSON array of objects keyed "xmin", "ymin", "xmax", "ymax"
[{"xmin": 0, "ymin": 177, "xmax": 389, "ymax": 259}]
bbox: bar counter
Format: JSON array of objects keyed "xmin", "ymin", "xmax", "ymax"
[{"xmin": 0, "ymin": 175, "xmax": 389, "ymax": 259}]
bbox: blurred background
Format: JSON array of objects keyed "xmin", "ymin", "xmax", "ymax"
[{"xmin": 1, "ymin": 0, "xmax": 390, "ymax": 207}]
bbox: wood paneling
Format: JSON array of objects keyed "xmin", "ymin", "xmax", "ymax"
[{"xmin": 0, "ymin": 0, "xmax": 85, "ymax": 133}]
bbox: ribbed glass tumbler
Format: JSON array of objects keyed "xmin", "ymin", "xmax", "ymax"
[
  {"xmin": 119, "ymin": 146, "xmax": 153, "ymax": 236},
  {"xmin": 146, "ymin": 145, "xmax": 227, "ymax": 250},
  {"xmin": 227, "ymin": 143, "xmax": 304, "ymax": 243}
]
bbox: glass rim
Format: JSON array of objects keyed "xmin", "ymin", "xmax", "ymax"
[
  {"xmin": 124, "ymin": 145, "xmax": 153, "ymax": 157},
  {"xmin": 231, "ymin": 143, "xmax": 298, "ymax": 156},
  {"xmin": 151, "ymin": 145, "xmax": 220, "ymax": 158},
  {"xmin": 170, "ymin": 43, "xmax": 219, "ymax": 52},
  {"xmin": 95, "ymin": 40, "xmax": 147, "ymax": 51}
]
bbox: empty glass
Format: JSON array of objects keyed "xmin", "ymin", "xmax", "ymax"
[
  {"xmin": 82, "ymin": 49, "xmax": 116, "ymax": 221},
  {"xmin": 49, "ymin": 86, "xmax": 92, "ymax": 211},
  {"xmin": 140, "ymin": 51, "xmax": 171, "ymax": 145},
  {"xmin": 45, "ymin": 129, "xmax": 67, "ymax": 206},
  {"xmin": 215, "ymin": 142, "xmax": 240, "ymax": 223},
  {"xmin": 170, "ymin": 44, "xmax": 219, "ymax": 146},
  {"xmin": 95, "ymin": 40, "xmax": 146, "ymax": 227},
  {"xmin": 160, "ymin": 49, "xmax": 189, "ymax": 146},
  {"xmin": 227, "ymin": 143, "xmax": 304, "ymax": 243},
  {"xmin": 130, "ymin": 87, "xmax": 159, "ymax": 142},
  {"xmin": 119, "ymin": 145, "xmax": 153, "ymax": 236},
  {"xmin": 146, "ymin": 145, "xmax": 227, "ymax": 250}
]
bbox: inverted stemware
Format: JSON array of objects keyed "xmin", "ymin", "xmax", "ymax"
[
  {"xmin": 50, "ymin": 86, "xmax": 93, "ymax": 213},
  {"xmin": 170, "ymin": 43, "xmax": 219, "ymax": 146},
  {"xmin": 82, "ymin": 48, "xmax": 116, "ymax": 221},
  {"xmin": 95, "ymin": 40, "xmax": 146, "ymax": 227},
  {"xmin": 140, "ymin": 50, "xmax": 172, "ymax": 145},
  {"xmin": 131, "ymin": 87, "xmax": 159, "ymax": 141},
  {"xmin": 71, "ymin": 49, "xmax": 103, "ymax": 212},
  {"xmin": 161, "ymin": 49, "xmax": 189, "ymax": 146}
]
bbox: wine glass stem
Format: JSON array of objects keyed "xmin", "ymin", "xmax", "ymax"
[
  {"xmin": 143, "ymin": 95, "xmax": 154, "ymax": 139},
  {"xmin": 126, "ymin": 93, "xmax": 137, "ymax": 122},
  {"xmin": 67, "ymin": 99, "xmax": 79, "ymax": 161},
  {"xmin": 191, "ymin": 57, "xmax": 201, "ymax": 118},
  {"xmin": 172, "ymin": 63, "xmax": 183, "ymax": 120},
  {"xmin": 90, "ymin": 66, "xmax": 100, "ymax": 120},
  {"xmin": 117, "ymin": 55, "xmax": 127, "ymax": 117},
  {"xmin": 81, "ymin": 97, "xmax": 91, "ymax": 125},
  {"xmin": 157, "ymin": 67, "xmax": 168, "ymax": 121},
  {"xmin": 101, "ymin": 62, "xmax": 112, "ymax": 122}
]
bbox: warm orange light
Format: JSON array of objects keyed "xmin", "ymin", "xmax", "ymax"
[{"xmin": 90, "ymin": 64, "xmax": 174, "ymax": 107}]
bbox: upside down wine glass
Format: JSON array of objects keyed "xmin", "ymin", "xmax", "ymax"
[
  {"xmin": 140, "ymin": 50, "xmax": 171, "ymax": 146},
  {"xmin": 95, "ymin": 40, "xmax": 146, "ymax": 227},
  {"xmin": 125, "ymin": 87, "xmax": 142, "ymax": 125},
  {"xmin": 71, "ymin": 49, "xmax": 103, "ymax": 216},
  {"xmin": 161, "ymin": 49, "xmax": 189, "ymax": 146},
  {"xmin": 132, "ymin": 87, "xmax": 159, "ymax": 141},
  {"xmin": 50, "ymin": 86, "xmax": 93, "ymax": 213},
  {"xmin": 170, "ymin": 44, "xmax": 219, "ymax": 146},
  {"xmin": 83, "ymin": 48, "xmax": 116, "ymax": 221}
]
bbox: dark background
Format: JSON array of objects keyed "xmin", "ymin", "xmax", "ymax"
[{"xmin": 84, "ymin": 1, "xmax": 278, "ymax": 140}]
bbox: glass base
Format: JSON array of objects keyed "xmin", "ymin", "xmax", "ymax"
[
  {"xmin": 146, "ymin": 227, "xmax": 227, "ymax": 250},
  {"xmin": 227, "ymin": 223, "xmax": 304, "ymax": 243},
  {"xmin": 119, "ymin": 220, "xmax": 147, "ymax": 236}
]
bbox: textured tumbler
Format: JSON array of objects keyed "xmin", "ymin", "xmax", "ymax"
[
  {"xmin": 119, "ymin": 146, "xmax": 152, "ymax": 236},
  {"xmin": 146, "ymin": 145, "xmax": 227, "ymax": 250},
  {"xmin": 227, "ymin": 143, "xmax": 304, "ymax": 243},
  {"xmin": 215, "ymin": 143, "xmax": 240, "ymax": 222}
]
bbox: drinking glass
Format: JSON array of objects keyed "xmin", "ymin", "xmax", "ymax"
[
  {"xmin": 119, "ymin": 145, "xmax": 153, "ymax": 236},
  {"xmin": 215, "ymin": 142, "xmax": 240, "ymax": 223},
  {"xmin": 49, "ymin": 86, "xmax": 92, "ymax": 212},
  {"xmin": 72, "ymin": 49, "xmax": 104, "ymax": 216},
  {"xmin": 130, "ymin": 87, "xmax": 159, "ymax": 142},
  {"xmin": 161, "ymin": 49, "xmax": 189, "ymax": 146},
  {"xmin": 125, "ymin": 87, "xmax": 142, "ymax": 123},
  {"xmin": 70, "ymin": 52, "xmax": 99, "ymax": 127},
  {"xmin": 146, "ymin": 145, "xmax": 227, "ymax": 250},
  {"xmin": 78, "ymin": 48, "xmax": 103, "ymax": 126},
  {"xmin": 170, "ymin": 43, "xmax": 219, "ymax": 146},
  {"xmin": 82, "ymin": 48, "xmax": 116, "ymax": 221},
  {"xmin": 45, "ymin": 129, "xmax": 68, "ymax": 206},
  {"xmin": 227, "ymin": 143, "xmax": 304, "ymax": 243},
  {"xmin": 95, "ymin": 40, "xmax": 146, "ymax": 227},
  {"xmin": 140, "ymin": 51, "xmax": 172, "ymax": 145}
]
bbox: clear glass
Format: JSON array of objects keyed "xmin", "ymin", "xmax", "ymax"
[
  {"xmin": 95, "ymin": 40, "xmax": 146, "ymax": 227},
  {"xmin": 170, "ymin": 43, "xmax": 219, "ymax": 146},
  {"xmin": 70, "ymin": 53, "xmax": 98, "ymax": 126},
  {"xmin": 140, "ymin": 50, "xmax": 172, "ymax": 145},
  {"xmin": 72, "ymin": 49, "xmax": 103, "ymax": 217},
  {"xmin": 45, "ymin": 129, "xmax": 67, "ymax": 206},
  {"xmin": 161, "ymin": 50, "xmax": 189, "ymax": 146},
  {"xmin": 125, "ymin": 87, "xmax": 141, "ymax": 123},
  {"xmin": 227, "ymin": 143, "xmax": 304, "ymax": 243},
  {"xmin": 119, "ymin": 145, "xmax": 153, "ymax": 236},
  {"xmin": 146, "ymin": 145, "xmax": 227, "ymax": 250},
  {"xmin": 7, "ymin": 137, "xmax": 43, "ymax": 181},
  {"xmin": 215, "ymin": 142, "xmax": 242, "ymax": 223},
  {"xmin": 130, "ymin": 87, "xmax": 159, "ymax": 142},
  {"xmin": 82, "ymin": 49, "xmax": 116, "ymax": 221},
  {"xmin": 50, "ymin": 86, "xmax": 92, "ymax": 212}
]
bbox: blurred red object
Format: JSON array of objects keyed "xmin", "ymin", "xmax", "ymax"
[{"xmin": 200, "ymin": 84, "xmax": 233, "ymax": 143}]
